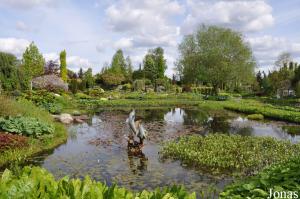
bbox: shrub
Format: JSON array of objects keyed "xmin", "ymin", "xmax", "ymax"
[
  {"xmin": 133, "ymin": 79, "xmax": 145, "ymax": 91},
  {"xmin": 32, "ymin": 74, "xmax": 68, "ymax": 92},
  {"xmin": 0, "ymin": 116, "xmax": 54, "ymax": 137},
  {"xmin": 74, "ymin": 92, "xmax": 92, "ymax": 99},
  {"xmin": 11, "ymin": 90, "xmax": 22, "ymax": 97},
  {"xmin": 122, "ymin": 83, "xmax": 132, "ymax": 91},
  {"xmin": 161, "ymin": 134, "xmax": 300, "ymax": 176},
  {"xmin": 247, "ymin": 114, "xmax": 264, "ymax": 120},
  {"xmin": 87, "ymin": 87, "xmax": 104, "ymax": 97},
  {"xmin": 101, "ymin": 72, "xmax": 125, "ymax": 87},
  {"xmin": 21, "ymin": 90, "xmax": 63, "ymax": 114},
  {"xmin": 0, "ymin": 166, "xmax": 196, "ymax": 199},
  {"xmin": 0, "ymin": 133, "xmax": 28, "ymax": 152}
]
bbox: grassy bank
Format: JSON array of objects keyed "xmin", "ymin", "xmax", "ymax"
[
  {"xmin": 0, "ymin": 96, "xmax": 67, "ymax": 167},
  {"xmin": 0, "ymin": 166, "xmax": 196, "ymax": 199},
  {"xmin": 78, "ymin": 98, "xmax": 201, "ymax": 108},
  {"xmin": 161, "ymin": 134, "xmax": 300, "ymax": 176},
  {"xmin": 223, "ymin": 99, "xmax": 300, "ymax": 123}
]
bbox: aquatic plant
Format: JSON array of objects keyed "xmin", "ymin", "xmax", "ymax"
[
  {"xmin": 224, "ymin": 101, "xmax": 300, "ymax": 123},
  {"xmin": 220, "ymin": 156, "xmax": 300, "ymax": 198},
  {"xmin": 247, "ymin": 114, "xmax": 264, "ymax": 120},
  {"xmin": 161, "ymin": 134, "xmax": 300, "ymax": 176},
  {"xmin": 0, "ymin": 166, "xmax": 196, "ymax": 199}
]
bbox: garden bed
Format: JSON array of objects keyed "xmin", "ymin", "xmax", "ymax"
[{"xmin": 0, "ymin": 96, "xmax": 67, "ymax": 167}]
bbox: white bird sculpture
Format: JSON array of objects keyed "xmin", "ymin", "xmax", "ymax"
[
  {"xmin": 126, "ymin": 109, "xmax": 148, "ymax": 145},
  {"xmin": 137, "ymin": 123, "xmax": 147, "ymax": 143},
  {"xmin": 127, "ymin": 109, "xmax": 138, "ymax": 136}
]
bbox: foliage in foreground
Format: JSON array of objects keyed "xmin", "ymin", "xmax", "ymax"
[
  {"xmin": 0, "ymin": 116, "xmax": 54, "ymax": 137},
  {"xmin": 220, "ymin": 156, "xmax": 300, "ymax": 199},
  {"xmin": 161, "ymin": 134, "xmax": 300, "ymax": 176},
  {"xmin": 0, "ymin": 166, "xmax": 196, "ymax": 199}
]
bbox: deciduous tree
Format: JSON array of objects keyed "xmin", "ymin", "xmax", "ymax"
[
  {"xmin": 177, "ymin": 25, "xmax": 255, "ymax": 94},
  {"xmin": 21, "ymin": 42, "xmax": 45, "ymax": 80}
]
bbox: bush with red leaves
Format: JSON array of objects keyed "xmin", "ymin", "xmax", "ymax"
[{"xmin": 0, "ymin": 133, "xmax": 28, "ymax": 152}]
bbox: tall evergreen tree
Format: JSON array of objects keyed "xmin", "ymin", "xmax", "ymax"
[
  {"xmin": 125, "ymin": 56, "xmax": 133, "ymax": 81},
  {"xmin": 256, "ymin": 71, "xmax": 263, "ymax": 89},
  {"xmin": 60, "ymin": 50, "xmax": 67, "ymax": 82},
  {"xmin": 83, "ymin": 68, "xmax": 94, "ymax": 89},
  {"xmin": 78, "ymin": 68, "xmax": 83, "ymax": 79}
]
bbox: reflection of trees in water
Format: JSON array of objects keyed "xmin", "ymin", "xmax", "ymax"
[
  {"xmin": 207, "ymin": 116, "xmax": 231, "ymax": 133},
  {"xmin": 235, "ymin": 127, "xmax": 253, "ymax": 136},
  {"xmin": 127, "ymin": 150, "xmax": 148, "ymax": 175},
  {"xmin": 137, "ymin": 109, "xmax": 168, "ymax": 122},
  {"xmin": 183, "ymin": 109, "xmax": 208, "ymax": 126}
]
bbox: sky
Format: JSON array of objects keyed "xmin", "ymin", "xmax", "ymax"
[{"xmin": 0, "ymin": 0, "xmax": 299, "ymax": 76}]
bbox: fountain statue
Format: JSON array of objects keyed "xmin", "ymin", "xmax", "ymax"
[{"xmin": 126, "ymin": 109, "xmax": 148, "ymax": 154}]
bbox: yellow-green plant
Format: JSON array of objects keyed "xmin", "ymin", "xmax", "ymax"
[{"xmin": 0, "ymin": 166, "xmax": 196, "ymax": 199}]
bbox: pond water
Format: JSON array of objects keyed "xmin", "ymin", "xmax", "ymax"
[{"xmin": 23, "ymin": 107, "xmax": 300, "ymax": 196}]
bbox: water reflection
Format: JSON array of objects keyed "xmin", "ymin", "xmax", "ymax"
[
  {"xmin": 159, "ymin": 108, "xmax": 300, "ymax": 143},
  {"xmin": 127, "ymin": 150, "xmax": 148, "ymax": 176}
]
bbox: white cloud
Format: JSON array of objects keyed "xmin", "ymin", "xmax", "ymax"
[
  {"xmin": 0, "ymin": 38, "xmax": 30, "ymax": 56},
  {"xmin": 113, "ymin": 37, "xmax": 133, "ymax": 49},
  {"xmin": 67, "ymin": 56, "xmax": 91, "ymax": 71},
  {"xmin": 247, "ymin": 35, "xmax": 300, "ymax": 69},
  {"xmin": 182, "ymin": 0, "xmax": 274, "ymax": 34},
  {"xmin": 104, "ymin": 0, "xmax": 184, "ymax": 76},
  {"xmin": 0, "ymin": 0, "xmax": 58, "ymax": 9},
  {"xmin": 44, "ymin": 52, "xmax": 59, "ymax": 61},
  {"xmin": 105, "ymin": 0, "xmax": 183, "ymax": 48}
]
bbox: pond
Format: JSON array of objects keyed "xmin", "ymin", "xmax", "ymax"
[{"xmin": 23, "ymin": 107, "xmax": 300, "ymax": 196}]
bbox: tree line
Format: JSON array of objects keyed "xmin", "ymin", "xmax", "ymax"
[
  {"xmin": 1, "ymin": 25, "xmax": 299, "ymax": 97},
  {"xmin": 255, "ymin": 52, "xmax": 300, "ymax": 96}
]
